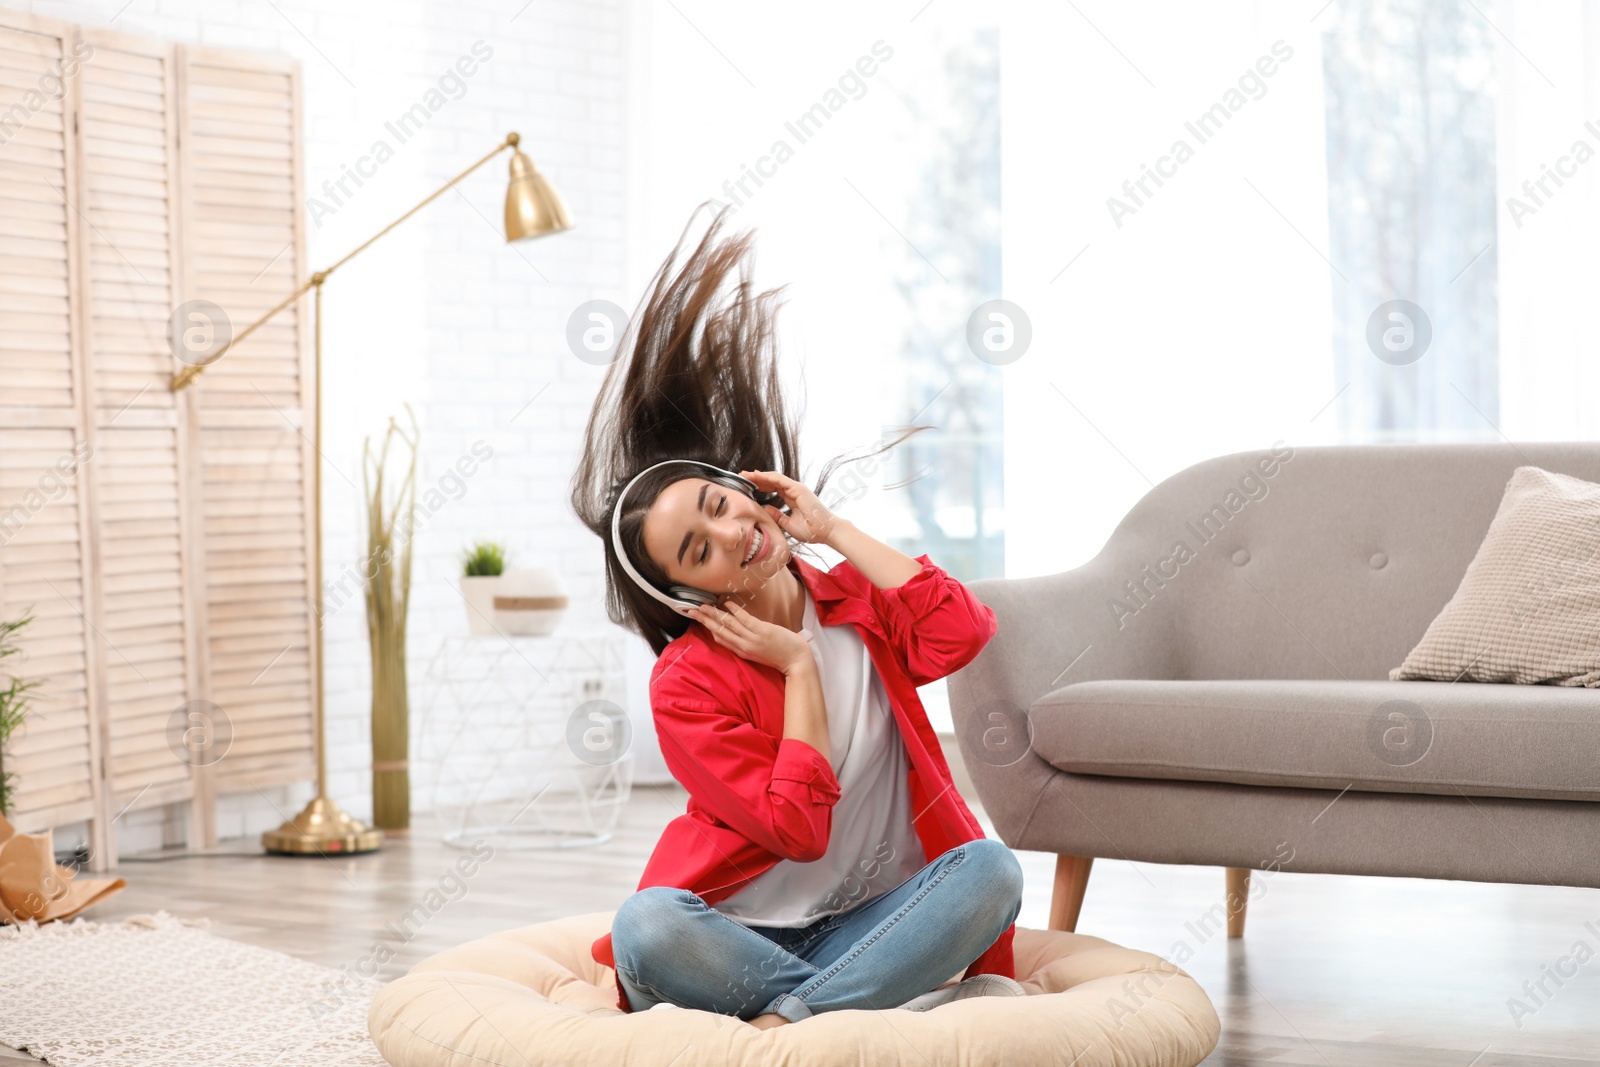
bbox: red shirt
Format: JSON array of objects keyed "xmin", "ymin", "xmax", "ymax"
[{"xmin": 591, "ymin": 550, "xmax": 1013, "ymax": 1012}]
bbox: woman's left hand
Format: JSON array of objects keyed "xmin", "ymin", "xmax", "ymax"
[{"xmin": 738, "ymin": 469, "xmax": 841, "ymax": 546}]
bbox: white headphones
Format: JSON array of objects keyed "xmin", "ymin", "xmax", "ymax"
[{"xmin": 609, "ymin": 459, "xmax": 784, "ymax": 617}]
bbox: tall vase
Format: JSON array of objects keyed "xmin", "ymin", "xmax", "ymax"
[{"xmin": 369, "ymin": 602, "xmax": 410, "ymax": 831}]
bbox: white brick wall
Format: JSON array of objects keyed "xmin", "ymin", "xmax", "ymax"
[{"xmin": 16, "ymin": 0, "xmax": 668, "ymax": 857}]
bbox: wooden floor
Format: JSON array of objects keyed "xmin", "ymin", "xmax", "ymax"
[{"xmin": 5, "ymin": 781, "xmax": 1597, "ymax": 1065}]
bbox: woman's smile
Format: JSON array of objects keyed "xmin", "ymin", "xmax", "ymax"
[{"xmin": 742, "ymin": 524, "xmax": 768, "ymax": 567}]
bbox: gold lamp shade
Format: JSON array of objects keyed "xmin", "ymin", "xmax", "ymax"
[{"xmin": 505, "ymin": 134, "xmax": 572, "ymax": 242}]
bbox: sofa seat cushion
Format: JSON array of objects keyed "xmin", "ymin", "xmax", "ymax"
[{"xmin": 1028, "ymin": 679, "xmax": 1600, "ymax": 802}]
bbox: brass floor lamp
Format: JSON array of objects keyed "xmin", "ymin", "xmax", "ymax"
[{"xmin": 168, "ymin": 132, "xmax": 571, "ymax": 855}]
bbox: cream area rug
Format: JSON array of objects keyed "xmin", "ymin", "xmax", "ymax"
[{"xmin": 0, "ymin": 912, "xmax": 388, "ymax": 1066}]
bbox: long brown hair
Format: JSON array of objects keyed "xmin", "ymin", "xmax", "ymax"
[{"xmin": 569, "ymin": 201, "xmax": 929, "ymax": 656}]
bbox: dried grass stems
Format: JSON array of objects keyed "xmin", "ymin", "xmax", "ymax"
[{"xmin": 363, "ymin": 404, "xmax": 419, "ymax": 830}]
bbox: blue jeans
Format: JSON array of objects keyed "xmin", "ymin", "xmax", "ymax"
[{"xmin": 610, "ymin": 838, "xmax": 1024, "ymax": 1023}]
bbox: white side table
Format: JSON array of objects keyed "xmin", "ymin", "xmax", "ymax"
[{"xmin": 413, "ymin": 626, "xmax": 634, "ymax": 850}]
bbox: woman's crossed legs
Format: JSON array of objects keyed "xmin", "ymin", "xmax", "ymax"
[{"xmin": 610, "ymin": 838, "xmax": 1024, "ymax": 1024}]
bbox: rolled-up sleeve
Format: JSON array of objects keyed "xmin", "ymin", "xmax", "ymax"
[
  {"xmin": 870, "ymin": 553, "xmax": 999, "ymax": 687},
  {"xmin": 653, "ymin": 682, "xmax": 842, "ymax": 864}
]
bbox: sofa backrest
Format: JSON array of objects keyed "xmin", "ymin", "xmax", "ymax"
[{"xmin": 1069, "ymin": 441, "xmax": 1600, "ymax": 683}]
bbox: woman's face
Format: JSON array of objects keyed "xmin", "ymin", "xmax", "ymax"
[{"xmin": 640, "ymin": 477, "xmax": 789, "ymax": 599}]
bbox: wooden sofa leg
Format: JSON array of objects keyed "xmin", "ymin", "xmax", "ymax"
[
  {"xmin": 1050, "ymin": 855, "xmax": 1093, "ymax": 931},
  {"xmin": 1226, "ymin": 867, "xmax": 1249, "ymax": 938}
]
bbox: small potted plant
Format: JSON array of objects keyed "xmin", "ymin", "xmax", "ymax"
[{"xmin": 460, "ymin": 539, "xmax": 506, "ymax": 636}]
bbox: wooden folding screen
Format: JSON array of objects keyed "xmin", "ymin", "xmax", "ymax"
[{"xmin": 0, "ymin": 11, "xmax": 314, "ymax": 867}]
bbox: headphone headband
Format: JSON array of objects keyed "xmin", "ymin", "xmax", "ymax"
[{"xmin": 609, "ymin": 459, "xmax": 778, "ymax": 618}]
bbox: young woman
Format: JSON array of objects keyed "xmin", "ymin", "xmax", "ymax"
[{"xmin": 569, "ymin": 202, "xmax": 1025, "ymax": 1027}]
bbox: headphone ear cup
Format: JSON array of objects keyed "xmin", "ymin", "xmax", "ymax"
[
  {"xmin": 672, "ymin": 585, "xmax": 717, "ymax": 608},
  {"xmin": 734, "ymin": 474, "xmax": 781, "ymax": 509},
  {"xmin": 717, "ymin": 472, "xmax": 760, "ymax": 500},
  {"xmin": 711, "ymin": 470, "xmax": 785, "ymax": 512}
]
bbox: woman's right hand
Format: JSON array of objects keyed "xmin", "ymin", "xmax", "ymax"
[{"xmin": 689, "ymin": 600, "xmax": 814, "ymax": 675}]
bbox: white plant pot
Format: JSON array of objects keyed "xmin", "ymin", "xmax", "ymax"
[
  {"xmin": 494, "ymin": 567, "xmax": 569, "ymax": 636},
  {"xmin": 460, "ymin": 574, "xmax": 504, "ymax": 636}
]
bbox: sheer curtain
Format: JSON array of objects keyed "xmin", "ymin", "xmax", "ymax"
[
  {"xmin": 1493, "ymin": 0, "xmax": 1600, "ymax": 441},
  {"xmin": 999, "ymin": 0, "xmax": 1600, "ymax": 580},
  {"xmin": 998, "ymin": 0, "xmax": 1338, "ymax": 578}
]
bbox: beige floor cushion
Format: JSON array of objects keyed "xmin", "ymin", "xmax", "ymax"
[{"xmin": 367, "ymin": 910, "xmax": 1220, "ymax": 1067}]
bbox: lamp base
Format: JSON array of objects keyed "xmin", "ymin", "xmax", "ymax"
[{"xmin": 261, "ymin": 795, "xmax": 384, "ymax": 855}]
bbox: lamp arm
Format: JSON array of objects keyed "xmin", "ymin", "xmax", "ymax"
[
  {"xmin": 169, "ymin": 132, "xmax": 521, "ymax": 392},
  {"xmin": 318, "ymin": 133, "xmax": 518, "ymax": 279}
]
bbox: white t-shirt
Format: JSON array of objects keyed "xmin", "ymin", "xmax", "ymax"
[{"xmin": 713, "ymin": 585, "xmax": 926, "ymax": 928}]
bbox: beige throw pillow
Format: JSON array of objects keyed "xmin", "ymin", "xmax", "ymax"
[{"xmin": 1390, "ymin": 465, "xmax": 1600, "ymax": 686}]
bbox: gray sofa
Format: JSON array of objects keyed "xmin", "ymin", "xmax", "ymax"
[{"xmin": 947, "ymin": 441, "xmax": 1600, "ymax": 935}]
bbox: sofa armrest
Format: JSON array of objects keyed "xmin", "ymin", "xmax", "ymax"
[{"xmin": 947, "ymin": 555, "xmax": 1178, "ymax": 844}]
